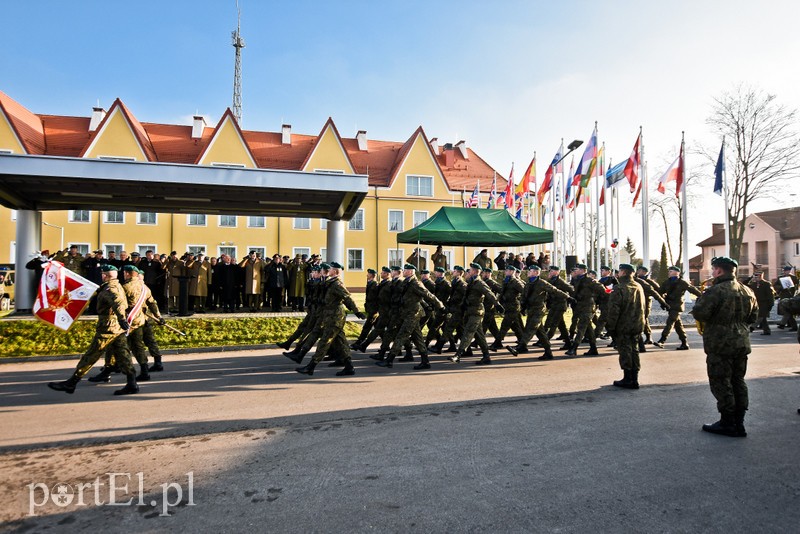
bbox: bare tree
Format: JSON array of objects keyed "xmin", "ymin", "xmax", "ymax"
[
  {"xmin": 647, "ymin": 167, "xmax": 700, "ymax": 267},
  {"xmin": 706, "ymin": 84, "xmax": 800, "ymax": 261}
]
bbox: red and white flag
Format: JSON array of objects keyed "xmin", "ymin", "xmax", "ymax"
[
  {"xmin": 623, "ymin": 133, "xmax": 641, "ymax": 193},
  {"xmin": 656, "ymin": 143, "xmax": 685, "ymax": 197},
  {"xmin": 33, "ymin": 261, "xmax": 99, "ymax": 331}
]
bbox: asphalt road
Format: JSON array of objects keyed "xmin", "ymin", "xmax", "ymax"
[{"xmin": 1, "ymin": 328, "xmax": 799, "ymax": 532}]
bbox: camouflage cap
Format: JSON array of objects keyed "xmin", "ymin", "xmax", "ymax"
[
  {"xmin": 434, "ymin": 266, "xmax": 446, "ymax": 273},
  {"xmin": 711, "ymin": 256, "xmax": 738, "ymax": 269}
]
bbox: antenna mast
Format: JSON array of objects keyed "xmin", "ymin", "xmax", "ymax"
[{"xmin": 231, "ymin": 1, "xmax": 245, "ymax": 124}]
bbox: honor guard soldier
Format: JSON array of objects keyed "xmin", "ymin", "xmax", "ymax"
[
  {"xmin": 565, "ymin": 263, "xmax": 606, "ymax": 356},
  {"xmin": 654, "ymin": 266, "xmax": 702, "ymax": 350},
  {"xmin": 356, "ymin": 267, "xmax": 393, "ymax": 356},
  {"xmin": 450, "ymin": 263, "xmax": 503, "ymax": 365},
  {"xmin": 691, "ymin": 257, "xmax": 758, "ymax": 437},
  {"xmin": 543, "ymin": 266, "xmax": 574, "ymax": 341},
  {"xmin": 606, "ymin": 264, "xmax": 646, "ymax": 389},
  {"xmin": 480, "ymin": 267, "xmax": 502, "ymax": 346},
  {"xmin": 431, "ymin": 266, "xmax": 467, "ymax": 354},
  {"xmin": 594, "ymin": 265, "xmax": 618, "ymax": 339},
  {"xmin": 775, "ymin": 265, "xmax": 798, "ymax": 330},
  {"xmin": 635, "ymin": 265, "xmax": 669, "ymax": 351},
  {"xmin": 278, "ymin": 266, "xmax": 322, "ymax": 355},
  {"xmin": 491, "ymin": 265, "xmax": 526, "ymax": 350},
  {"xmin": 352, "ymin": 268, "xmax": 380, "ymax": 350},
  {"xmin": 424, "ymin": 267, "xmax": 452, "ymax": 348}
]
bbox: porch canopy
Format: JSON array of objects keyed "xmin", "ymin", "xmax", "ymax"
[{"xmin": 397, "ymin": 206, "xmax": 553, "ymax": 247}]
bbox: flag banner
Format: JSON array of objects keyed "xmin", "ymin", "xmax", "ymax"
[
  {"xmin": 33, "ymin": 260, "xmax": 99, "ymax": 331},
  {"xmin": 487, "ymin": 173, "xmax": 498, "ymax": 208},
  {"xmin": 538, "ymin": 145, "xmax": 562, "ymax": 205},
  {"xmin": 504, "ymin": 165, "xmax": 515, "ymax": 209},
  {"xmin": 465, "ymin": 184, "xmax": 480, "ymax": 208},
  {"xmin": 606, "ymin": 161, "xmax": 627, "ymax": 188},
  {"xmin": 632, "ymin": 176, "xmax": 643, "ymax": 207},
  {"xmin": 656, "ymin": 143, "xmax": 684, "ymax": 198},
  {"xmin": 518, "ymin": 157, "xmax": 535, "ymax": 198},
  {"xmin": 599, "ymin": 184, "xmax": 605, "ymax": 206},
  {"xmin": 623, "ymin": 133, "xmax": 641, "ymax": 192},
  {"xmin": 714, "ymin": 141, "xmax": 725, "ymax": 196},
  {"xmin": 575, "ymin": 126, "xmax": 598, "ymax": 187}
]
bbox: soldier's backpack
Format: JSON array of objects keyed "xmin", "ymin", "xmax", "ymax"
[{"xmin": 778, "ymin": 295, "xmax": 800, "ymax": 315}]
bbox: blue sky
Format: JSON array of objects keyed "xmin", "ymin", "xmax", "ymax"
[{"xmin": 3, "ymin": 0, "xmax": 799, "ymax": 258}]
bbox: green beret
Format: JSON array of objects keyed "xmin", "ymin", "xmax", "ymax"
[
  {"xmin": 588, "ymin": 270, "xmax": 597, "ymax": 276},
  {"xmin": 100, "ymin": 264, "xmax": 118, "ymax": 272},
  {"xmin": 784, "ymin": 265, "xmax": 793, "ymax": 271},
  {"xmin": 434, "ymin": 266, "xmax": 446, "ymax": 273},
  {"xmin": 600, "ymin": 265, "xmax": 611, "ymax": 271},
  {"xmin": 469, "ymin": 262, "xmax": 482, "ymax": 270},
  {"xmin": 667, "ymin": 265, "xmax": 681, "ymax": 272},
  {"xmin": 320, "ymin": 262, "xmax": 331, "ymax": 270},
  {"xmin": 711, "ymin": 256, "xmax": 738, "ymax": 268},
  {"xmin": 403, "ymin": 263, "xmax": 416, "ymax": 271},
  {"xmin": 122, "ymin": 265, "xmax": 139, "ymax": 273},
  {"xmin": 504, "ymin": 265, "xmax": 517, "ymax": 271},
  {"xmin": 575, "ymin": 263, "xmax": 587, "ymax": 270},
  {"xmin": 420, "ymin": 269, "xmax": 430, "ymax": 275},
  {"xmin": 528, "ymin": 264, "xmax": 541, "ymax": 272},
  {"xmin": 618, "ymin": 263, "xmax": 635, "ymax": 272},
  {"xmin": 549, "ymin": 265, "xmax": 560, "ymax": 271},
  {"xmin": 482, "ymin": 267, "xmax": 493, "ymax": 273},
  {"xmin": 329, "ymin": 261, "xmax": 344, "ymax": 270},
  {"xmin": 311, "ymin": 266, "xmax": 321, "ymax": 272},
  {"xmin": 637, "ymin": 265, "xmax": 649, "ymax": 272},
  {"xmin": 381, "ymin": 266, "xmax": 391, "ymax": 273},
  {"xmin": 453, "ymin": 265, "xmax": 464, "ymax": 272},
  {"xmin": 367, "ymin": 268, "xmax": 377, "ymax": 275}
]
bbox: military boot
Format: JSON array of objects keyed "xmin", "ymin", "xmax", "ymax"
[
  {"xmin": 113, "ymin": 374, "xmax": 139, "ymax": 395},
  {"xmin": 88, "ymin": 366, "xmax": 113, "ymax": 383},
  {"xmin": 276, "ymin": 339, "xmax": 293, "ymax": 350},
  {"xmin": 414, "ymin": 353, "xmax": 431, "ymax": 370},
  {"xmin": 583, "ymin": 343, "xmax": 599, "ymax": 356},
  {"xmin": 284, "ymin": 346, "xmax": 308, "ymax": 364},
  {"xmin": 370, "ymin": 348, "xmax": 386, "ymax": 361},
  {"xmin": 475, "ymin": 353, "xmax": 492, "ymax": 365},
  {"xmin": 637, "ymin": 337, "xmax": 647, "ymax": 353},
  {"xmin": 612, "ymin": 370, "xmax": 634, "ymax": 389},
  {"xmin": 336, "ymin": 363, "xmax": 355, "ymax": 376},
  {"xmin": 295, "ymin": 362, "xmax": 317, "ymax": 375},
  {"xmin": 48, "ymin": 373, "xmax": 81, "ymax": 394},
  {"xmin": 653, "ymin": 337, "xmax": 666, "ymax": 349},
  {"xmin": 676, "ymin": 341, "xmax": 689, "ymax": 350},
  {"xmin": 629, "ymin": 370, "xmax": 640, "ymax": 389},
  {"xmin": 446, "ymin": 341, "xmax": 458, "ymax": 353},
  {"xmin": 560, "ymin": 338, "xmax": 573, "ymax": 351},
  {"xmin": 702, "ymin": 412, "xmax": 741, "ymax": 437},
  {"xmin": 136, "ymin": 364, "xmax": 150, "ymax": 382},
  {"xmin": 489, "ymin": 339, "xmax": 503, "ymax": 351},
  {"xmin": 447, "ymin": 351, "xmax": 462, "ymax": 363},
  {"xmin": 148, "ymin": 356, "xmax": 164, "ymax": 372},
  {"xmin": 537, "ymin": 348, "xmax": 554, "ymax": 360},
  {"xmin": 644, "ymin": 335, "xmax": 654, "ymax": 345},
  {"xmin": 565, "ymin": 341, "xmax": 578, "ymax": 356},
  {"xmin": 400, "ymin": 347, "xmax": 414, "ymax": 362},
  {"xmin": 734, "ymin": 410, "xmax": 747, "ymax": 437},
  {"xmin": 430, "ymin": 339, "xmax": 445, "ymax": 355},
  {"xmin": 375, "ymin": 354, "xmax": 394, "ymax": 368}
]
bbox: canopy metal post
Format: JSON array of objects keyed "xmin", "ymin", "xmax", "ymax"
[
  {"xmin": 326, "ymin": 219, "xmax": 345, "ymax": 266},
  {"xmin": 14, "ymin": 209, "xmax": 42, "ymax": 313}
]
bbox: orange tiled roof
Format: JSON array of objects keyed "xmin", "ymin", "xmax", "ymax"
[{"xmin": 1, "ymin": 90, "xmax": 508, "ymax": 193}]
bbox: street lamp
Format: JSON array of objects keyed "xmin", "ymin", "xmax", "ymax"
[{"xmin": 42, "ymin": 222, "xmax": 64, "ymax": 251}]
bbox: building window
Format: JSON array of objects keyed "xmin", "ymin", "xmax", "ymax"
[
  {"xmin": 348, "ymin": 209, "xmax": 364, "ymax": 231},
  {"xmin": 294, "ymin": 218, "xmax": 310, "ymax": 230},
  {"xmin": 188, "ymin": 214, "xmax": 207, "ymax": 226},
  {"xmin": 137, "ymin": 212, "xmax": 157, "ymax": 225},
  {"xmin": 248, "ymin": 216, "xmax": 265, "ymax": 228},
  {"xmin": 738, "ymin": 243, "xmax": 749, "ymax": 266},
  {"xmin": 320, "ymin": 248, "xmax": 327, "ymax": 261},
  {"xmin": 104, "ymin": 244, "xmax": 123, "ymax": 256},
  {"xmin": 389, "ymin": 249, "xmax": 404, "ymax": 267},
  {"xmin": 388, "ymin": 210, "xmax": 404, "ymax": 232},
  {"xmin": 247, "ymin": 246, "xmax": 265, "ymax": 259},
  {"xmin": 137, "ymin": 244, "xmax": 156, "ymax": 256},
  {"xmin": 406, "ymin": 175, "xmax": 433, "ymax": 197},
  {"xmin": 413, "ymin": 210, "xmax": 428, "ymax": 228},
  {"xmin": 348, "ymin": 249, "xmax": 364, "ymax": 271},
  {"xmin": 70, "ymin": 243, "xmax": 90, "ymax": 256},
  {"xmin": 69, "ymin": 210, "xmax": 91, "ymax": 223},
  {"xmin": 10, "ymin": 210, "xmax": 17, "ymax": 222},
  {"xmin": 219, "ymin": 215, "xmax": 237, "ymax": 227},
  {"xmin": 187, "ymin": 245, "xmax": 206, "ymax": 256},
  {"xmin": 293, "ymin": 247, "xmax": 311, "ymax": 259},
  {"xmin": 321, "ymin": 219, "xmax": 328, "ymax": 230},
  {"xmin": 104, "ymin": 211, "xmax": 124, "ymax": 224},
  {"xmin": 219, "ymin": 246, "xmax": 237, "ymax": 259},
  {"xmin": 794, "ymin": 242, "xmax": 800, "ymax": 256},
  {"xmin": 755, "ymin": 241, "xmax": 769, "ymax": 266},
  {"xmin": 443, "ymin": 250, "xmax": 454, "ymax": 269}
]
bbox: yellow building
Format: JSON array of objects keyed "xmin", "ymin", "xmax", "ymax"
[{"xmin": 0, "ymin": 89, "xmax": 510, "ymax": 288}]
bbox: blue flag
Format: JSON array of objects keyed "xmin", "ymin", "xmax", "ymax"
[{"xmin": 713, "ymin": 142, "xmax": 725, "ymax": 196}]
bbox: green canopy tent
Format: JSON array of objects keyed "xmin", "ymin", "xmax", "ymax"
[{"xmin": 397, "ymin": 206, "xmax": 553, "ymax": 247}]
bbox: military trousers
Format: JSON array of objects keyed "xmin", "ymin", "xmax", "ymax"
[
  {"xmin": 379, "ymin": 311, "xmax": 405, "ymax": 353},
  {"xmin": 497, "ymin": 309, "xmax": 524, "ymax": 344},
  {"xmin": 706, "ymin": 350, "xmax": 748, "ymax": 414},
  {"xmin": 544, "ymin": 304, "xmax": 569, "ymax": 339},
  {"xmin": 363, "ymin": 311, "xmax": 391, "ymax": 347},
  {"xmin": 76, "ymin": 331, "xmax": 135, "ymax": 379},
  {"xmin": 572, "ymin": 310, "xmax": 597, "ymax": 348},
  {"xmin": 616, "ymin": 335, "xmax": 640, "ymax": 372},
  {"xmin": 660, "ymin": 309, "xmax": 687, "ymax": 342},
  {"xmin": 424, "ymin": 309, "xmax": 448, "ymax": 344},
  {"xmin": 309, "ymin": 312, "xmax": 352, "ymax": 366},
  {"xmin": 441, "ymin": 309, "xmax": 463, "ymax": 347},
  {"xmin": 388, "ymin": 308, "xmax": 428, "ymax": 360},
  {"xmin": 127, "ymin": 326, "xmax": 148, "ymax": 366},
  {"xmin": 482, "ymin": 310, "xmax": 501, "ymax": 341},
  {"xmin": 457, "ymin": 313, "xmax": 489, "ymax": 355},
  {"xmin": 643, "ymin": 300, "xmax": 653, "ymax": 336},
  {"xmin": 143, "ymin": 320, "xmax": 162, "ymax": 359},
  {"xmin": 519, "ymin": 311, "xmax": 549, "ymax": 349},
  {"xmin": 357, "ymin": 311, "xmax": 379, "ymax": 344}
]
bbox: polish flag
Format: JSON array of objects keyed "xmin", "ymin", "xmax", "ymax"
[{"xmin": 656, "ymin": 143, "xmax": 685, "ymax": 197}]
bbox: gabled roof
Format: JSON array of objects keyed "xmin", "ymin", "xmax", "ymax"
[
  {"xmin": 0, "ymin": 89, "xmax": 45, "ymax": 154},
  {"xmin": 697, "ymin": 228, "xmax": 725, "ymax": 247},
  {"xmin": 78, "ymin": 98, "xmax": 158, "ymax": 161},
  {"xmin": 299, "ymin": 117, "xmax": 357, "ymax": 174},
  {"xmin": 754, "ymin": 206, "xmax": 800, "ymax": 239},
  {"xmin": 194, "ymin": 108, "xmax": 258, "ymax": 167}
]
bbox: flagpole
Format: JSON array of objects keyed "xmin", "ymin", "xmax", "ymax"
[
  {"xmin": 594, "ymin": 142, "xmax": 602, "ymax": 270},
  {"xmin": 721, "ymin": 138, "xmax": 731, "ymax": 257},
  {"xmin": 640, "ymin": 126, "xmax": 650, "ymax": 267},
  {"xmin": 681, "ymin": 132, "xmax": 689, "ymax": 278},
  {"xmin": 603, "ymin": 156, "xmax": 610, "ymax": 268}
]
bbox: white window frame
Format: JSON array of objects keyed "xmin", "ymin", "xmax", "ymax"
[
  {"xmin": 218, "ymin": 215, "xmax": 238, "ymax": 228},
  {"xmin": 443, "ymin": 250, "xmax": 454, "ymax": 269},
  {"xmin": 187, "ymin": 244, "xmax": 206, "ymax": 256},
  {"xmin": 104, "ymin": 243, "xmax": 124, "ymax": 256},
  {"xmin": 247, "ymin": 216, "xmax": 266, "ymax": 228},
  {"xmin": 320, "ymin": 219, "xmax": 328, "ymax": 230},
  {"xmin": 211, "ymin": 162, "xmax": 247, "ymax": 168},
  {"xmin": 348, "ymin": 248, "xmax": 364, "ymax": 271},
  {"xmin": 388, "ymin": 210, "xmax": 404, "ymax": 232},
  {"xmin": 294, "ymin": 217, "xmax": 310, "ymax": 230},
  {"xmin": 412, "ymin": 210, "xmax": 429, "ymax": 228},
  {"xmin": 98, "ymin": 155, "xmax": 136, "ymax": 162},
  {"xmin": 104, "ymin": 211, "xmax": 125, "ymax": 224},
  {"xmin": 388, "ymin": 248, "xmax": 405, "ymax": 267},
  {"xmin": 70, "ymin": 243, "xmax": 90, "ymax": 256},
  {"xmin": 187, "ymin": 214, "xmax": 207, "ymax": 227},
  {"xmin": 406, "ymin": 174, "xmax": 434, "ymax": 197},
  {"xmin": 10, "ymin": 241, "xmax": 16, "ymax": 263},
  {"xmin": 69, "ymin": 210, "xmax": 91, "ymax": 223},
  {"xmin": 137, "ymin": 244, "xmax": 157, "ymax": 256},
  {"xmin": 320, "ymin": 248, "xmax": 327, "ymax": 261},
  {"xmin": 137, "ymin": 212, "xmax": 157, "ymax": 225},
  {"xmin": 247, "ymin": 246, "xmax": 266, "ymax": 260},
  {"xmin": 293, "ymin": 247, "xmax": 311, "ymax": 259},
  {"xmin": 348, "ymin": 209, "xmax": 365, "ymax": 231},
  {"xmin": 10, "ymin": 210, "xmax": 17, "ymax": 222},
  {"xmin": 219, "ymin": 245, "xmax": 237, "ymax": 259}
]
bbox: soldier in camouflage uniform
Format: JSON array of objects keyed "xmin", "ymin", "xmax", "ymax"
[
  {"xmin": 432, "ymin": 266, "xmax": 467, "ymax": 354},
  {"xmin": 491, "ymin": 265, "xmax": 526, "ymax": 350},
  {"xmin": 373, "ymin": 266, "xmax": 411, "ymax": 361},
  {"xmin": 120, "ymin": 265, "xmax": 164, "ymax": 380},
  {"xmin": 48, "ymin": 265, "xmax": 140, "ymax": 396},
  {"xmin": 424, "ymin": 267, "xmax": 452, "ymax": 347},
  {"xmin": 691, "ymin": 256, "xmax": 758, "ymax": 437},
  {"xmin": 295, "ymin": 262, "xmax": 365, "ymax": 377},
  {"xmin": 480, "ymin": 267, "xmax": 502, "ymax": 347},
  {"xmin": 357, "ymin": 267, "xmax": 393, "ymax": 357},
  {"xmin": 775, "ymin": 265, "xmax": 798, "ymax": 331},
  {"xmin": 606, "ymin": 263, "xmax": 645, "ymax": 389},
  {"xmin": 565, "ymin": 263, "xmax": 607, "ymax": 356},
  {"xmin": 448, "ymin": 263, "xmax": 503, "ymax": 364},
  {"xmin": 654, "ymin": 266, "xmax": 702, "ymax": 350},
  {"xmin": 508, "ymin": 265, "xmax": 573, "ymax": 360},
  {"xmin": 543, "ymin": 266, "xmax": 573, "ymax": 341},
  {"xmin": 593, "ymin": 265, "xmax": 618, "ymax": 339},
  {"xmin": 351, "ymin": 268, "xmax": 381, "ymax": 350},
  {"xmin": 635, "ymin": 265, "xmax": 669, "ymax": 350},
  {"xmin": 418, "ymin": 269, "xmax": 437, "ymax": 334},
  {"xmin": 279, "ymin": 266, "xmax": 323, "ymax": 360},
  {"xmin": 748, "ymin": 270, "xmax": 775, "ymax": 335},
  {"xmin": 376, "ymin": 264, "xmax": 443, "ymax": 369},
  {"xmin": 53, "ymin": 245, "xmax": 86, "ymax": 275}
]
